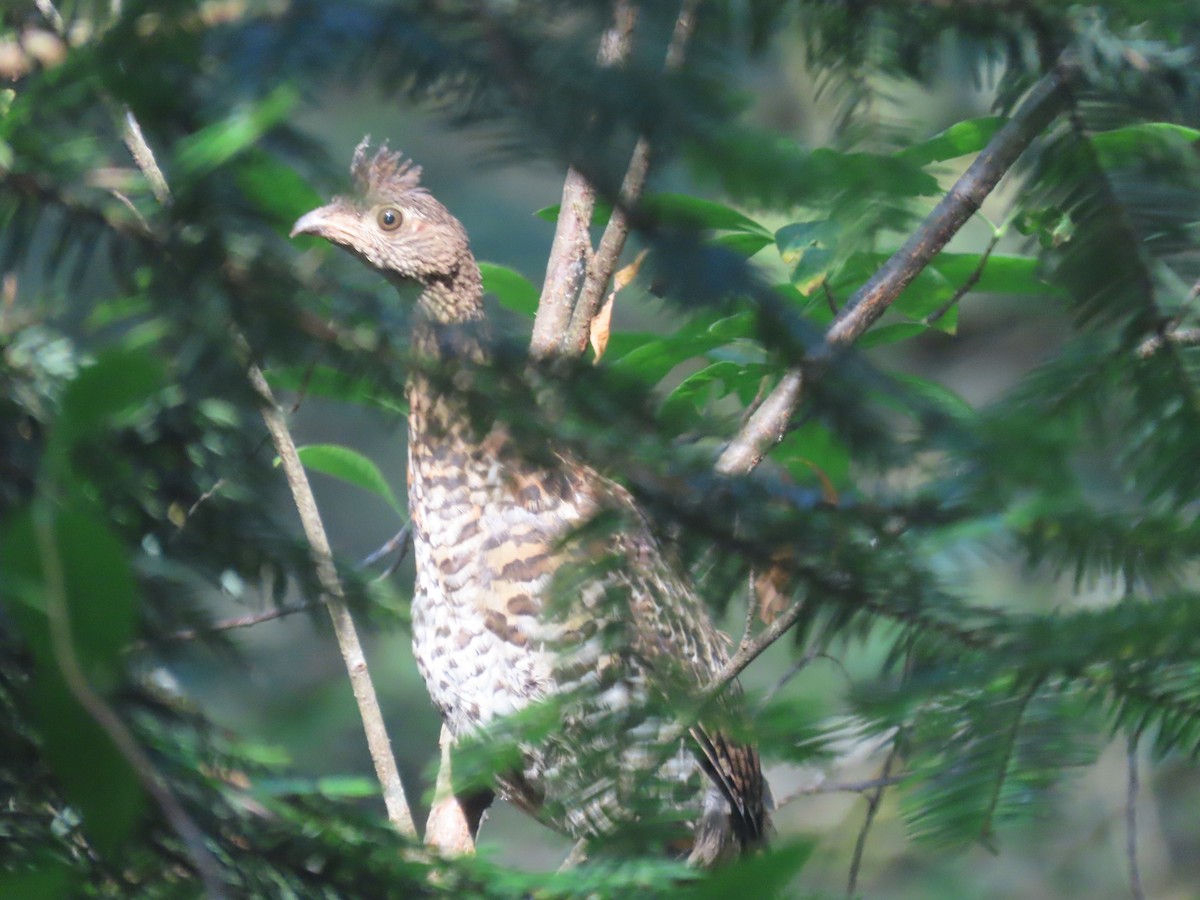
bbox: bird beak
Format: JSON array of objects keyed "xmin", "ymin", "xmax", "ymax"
[{"xmin": 290, "ymin": 206, "xmax": 332, "ymax": 239}]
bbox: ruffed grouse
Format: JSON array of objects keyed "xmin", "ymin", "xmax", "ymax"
[{"xmin": 292, "ymin": 140, "xmax": 768, "ymax": 864}]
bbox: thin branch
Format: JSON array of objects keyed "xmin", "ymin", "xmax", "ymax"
[
  {"xmin": 532, "ymin": 0, "xmax": 701, "ymax": 359},
  {"xmin": 360, "ymin": 523, "xmax": 412, "ymax": 569},
  {"xmin": 716, "ymin": 61, "xmax": 1073, "ymax": 476},
  {"xmin": 148, "ymin": 599, "xmax": 323, "ymax": 646},
  {"xmin": 699, "ymin": 590, "xmax": 808, "ymax": 704},
  {"xmin": 1136, "ymin": 325, "xmax": 1200, "ymax": 358},
  {"xmin": 1126, "ymin": 732, "xmax": 1146, "ymax": 900},
  {"xmin": 564, "ymin": 0, "xmax": 700, "ymax": 355},
  {"xmin": 846, "ymin": 738, "xmax": 900, "ymax": 898},
  {"xmin": 114, "ymin": 102, "xmax": 416, "ymax": 839},
  {"xmin": 529, "ymin": 1, "xmax": 635, "ymax": 359},
  {"xmin": 248, "ymin": 364, "xmax": 417, "ymax": 838},
  {"xmin": 35, "ymin": 0, "xmax": 66, "ymax": 35},
  {"xmin": 775, "ymin": 773, "xmax": 908, "ymax": 810},
  {"xmin": 757, "ymin": 645, "xmax": 824, "ymax": 707},
  {"xmin": 122, "ymin": 110, "xmax": 171, "ymax": 205},
  {"xmin": 924, "ymin": 229, "xmax": 1001, "ymax": 327},
  {"xmin": 34, "ymin": 507, "xmax": 228, "ymax": 898}
]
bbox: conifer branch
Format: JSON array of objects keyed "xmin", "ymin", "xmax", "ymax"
[{"xmin": 717, "ymin": 61, "xmax": 1073, "ymax": 476}]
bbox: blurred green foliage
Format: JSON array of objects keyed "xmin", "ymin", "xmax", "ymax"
[{"xmin": 2, "ymin": 0, "xmax": 1200, "ymax": 897}]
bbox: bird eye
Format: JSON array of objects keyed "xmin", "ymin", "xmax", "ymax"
[{"xmin": 377, "ymin": 207, "xmax": 403, "ymax": 231}]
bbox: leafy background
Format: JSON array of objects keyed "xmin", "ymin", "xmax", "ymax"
[{"xmin": 2, "ymin": 1, "xmax": 1200, "ymax": 897}]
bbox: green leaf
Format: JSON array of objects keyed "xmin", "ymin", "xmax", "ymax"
[
  {"xmin": 859, "ymin": 321, "xmax": 929, "ymax": 349},
  {"xmin": 0, "ymin": 860, "xmax": 75, "ymax": 898},
  {"xmin": 1090, "ymin": 122, "xmax": 1200, "ymax": 169},
  {"xmin": 54, "ymin": 347, "xmax": 165, "ymax": 450},
  {"xmin": 534, "ymin": 199, "xmax": 612, "ymax": 227},
  {"xmin": 175, "ymin": 85, "xmax": 298, "ymax": 177},
  {"xmin": 609, "ymin": 312, "xmax": 756, "ymax": 385},
  {"xmin": 711, "ymin": 230, "xmax": 773, "ymax": 257},
  {"xmin": 660, "ymin": 360, "xmax": 768, "ymax": 425},
  {"xmin": 898, "ymin": 116, "xmax": 1007, "ymax": 167},
  {"xmin": 775, "ymin": 220, "xmax": 834, "ymax": 264},
  {"xmin": 480, "ymin": 262, "xmax": 538, "ymax": 318},
  {"xmin": 643, "ymin": 193, "xmax": 771, "ymax": 235},
  {"xmin": 293, "ymin": 444, "xmax": 402, "ymax": 513},
  {"xmin": 2, "ymin": 506, "xmax": 139, "ymax": 691},
  {"xmin": 777, "ymin": 420, "xmax": 850, "ymax": 490},
  {"xmin": 1, "ymin": 506, "xmax": 145, "ymax": 855},
  {"xmin": 893, "ymin": 373, "xmax": 974, "ymax": 419},
  {"xmin": 931, "ymin": 253, "xmax": 1059, "ymax": 298},
  {"xmin": 235, "ymin": 150, "xmax": 323, "ymax": 234}
]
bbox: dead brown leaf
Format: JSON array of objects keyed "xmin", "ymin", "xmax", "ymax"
[{"xmin": 590, "ymin": 248, "xmax": 648, "ymax": 362}]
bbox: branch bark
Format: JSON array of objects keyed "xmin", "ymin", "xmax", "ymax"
[
  {"xmin": 529, "ymin": 1, "xmax": 636, "ymax": 359},
  {"xmin": 531, "ymin": 0, "xmax": 700, "ymax": 359},
  {"xmin": 716, "ymin": 62, "xmax": 1073, "ymax": 476},
  {"xmin": 248, "ymin": 365, "xmax": 417, "ymax": 838}
]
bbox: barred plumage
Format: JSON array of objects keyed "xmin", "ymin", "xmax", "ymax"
[{"xmin": 292, "ymin": 139, "xmax": 768, "ymax": 864}]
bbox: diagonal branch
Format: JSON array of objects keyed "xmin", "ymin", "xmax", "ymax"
[
  {"xmin": 248, "ymin": 365, "xmax": 417, "ymax": 838},
  {"xmin": 116, "ymin": 102, "xmax": 417, "ymax": 840},
  {"xmin": 716, "ymin": 61, "xmax": 1074, "ymax": 476}
]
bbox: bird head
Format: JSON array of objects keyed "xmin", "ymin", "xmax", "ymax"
[{"xmin": 291, "ymin": 138, "xmax": 474, "ymax": 287}]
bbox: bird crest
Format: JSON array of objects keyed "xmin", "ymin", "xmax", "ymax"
[{"xmin": 351, "ymin": 136, "xmax": 424, "ymax": 201}]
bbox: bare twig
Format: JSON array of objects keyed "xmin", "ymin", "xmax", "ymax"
[
  {"xmin": 1136, "ymin": 325, "xmax": 1200, "ymax": 358},
  {"xmin": 115, "ymin": 101, "xmax": 415, "ymax": 838},
  {"xmin": 1126, "ymin": 732, "xmax": 1146, "ymax": 900},
  {"xmin": 34, "ymin": 507, "xmax": 228, "ymax": 898},
  {"xmin": 846, "ymin": 740, "xmax": 900, "ymax": 898},
  {"xmin": 924, "ymin": 229, "xmax": 1001, "ymax": 327},
  {"xmin": 122, "ymin": 110, "xmax": 171, "ymax": 205},
  {"xmin": 35, "ymin": 0, "xmax": 66, "ymax": 35},
  {"xmin": 700, "ymin": 590, "xmax": 809, "ymax": 704},
  {"xmin": 529, "ymin": 2, "xmax": 635, "ymax": 358},
  {"xmin": 775, "ymin": 773, "xmax": 908, "ymax": 810},
  {"xmin": 149, "ymin": 600, "xmax": 323, "ymax": 646},
  {"xmin": 564, "ymin": 1, "xmax": 700, "ymax": 355},
  {"xmin": 716, "ymin": 62, "xmax": 1073, "ymax": 476},
  {"xmin": 532, "ymin": 0, "xmax": 701, "ymax": 359},
  {"xmin": 757, "ymin": 645, "xmax": 823, "ymax": 707},
  {"xmin": 248, "ymin": 365, "xmax": 417, "ymax": 837},
  {"xmin": 359, "ymin": 523, "xmax": 412, "ymax": 569}
]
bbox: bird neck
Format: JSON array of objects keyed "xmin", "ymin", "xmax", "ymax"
[
  {"xmin": 411, "ymin": 257, "xmax": 485, "ymax": 326},
  {"xmin": 405, "ymin": 257, "xmax": 495, "ymax": 464}
]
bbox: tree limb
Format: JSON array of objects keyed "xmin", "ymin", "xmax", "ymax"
[
  {"xmin": 529, "ymin": 1, "xmax": 636, "ymax": 359},
  {"xmin": 531, "ymin": 0, "xmax": 701, "ymax": 359},
  {"xmin": 716, "ymin": 61, "xmax": 1073, "ymax": 476}
]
